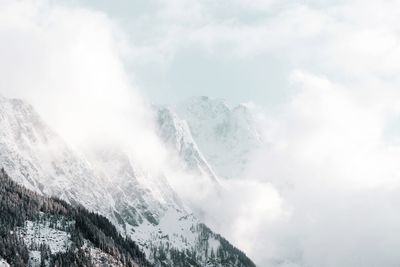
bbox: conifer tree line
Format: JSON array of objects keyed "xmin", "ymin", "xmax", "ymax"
[
  {"xmin": 147, "ymin": 224, "xmax": 256, "ymax": 267},
  {"xmin": 0, "ymin": 168, "xmax": 150, "ymax": 267}
]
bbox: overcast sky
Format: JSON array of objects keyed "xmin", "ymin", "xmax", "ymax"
[
  {"xmin": 57, "ymin": 0, "xmax": 356, "ymax": 107},
  {"xmin": 61, "ymin": 0, "xmax": 400, "ymax": 108},
  {"xmin": 3, "ymin": 1, "xmax": 400, "ymax": 267}
]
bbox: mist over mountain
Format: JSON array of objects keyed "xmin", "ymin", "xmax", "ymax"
[
  {"xmin": 4, "ymin": 1, "xmax": 400, "ymax": 266},
  {"xmin": 0, "ymin": 94, "xmax": 256, "ymax": 266}
]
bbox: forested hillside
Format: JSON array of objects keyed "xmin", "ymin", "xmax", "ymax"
[{"xmin": 0, "ymin": 168, "xmax": 150, "ymax": 267}]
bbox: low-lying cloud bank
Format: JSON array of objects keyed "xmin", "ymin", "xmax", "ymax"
[{"xmin": 232, "ymin": 71, "xmax": 400, "ymax": 266}]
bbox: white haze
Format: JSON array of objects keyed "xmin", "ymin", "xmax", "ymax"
[
  {"xmin": 0, "ymin": 0, "xmax": 167, "ymax": 171},
  {"xmin": 237, "ymin": 71, "xmax": 400, "ymax": 266},
  {"xmin": 2, "ymin": 1, "xmax": 400, "ymax": 267}
]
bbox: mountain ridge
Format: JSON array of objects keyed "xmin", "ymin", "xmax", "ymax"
[{"xmin": 0, "ymin": 95, "xmax": 256, "ymax": 266}]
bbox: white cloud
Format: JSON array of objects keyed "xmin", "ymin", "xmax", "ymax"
[
  {"xmin": 0, "ymin": 0, "xmax": 167, "ymax": 170},
  {"xmin": 4, "ymin": 1, "xmax": 400, "ymax": 267},
  {"xmin": 240, "ymin": 70, "xmax": 400, "ymax": 266}
]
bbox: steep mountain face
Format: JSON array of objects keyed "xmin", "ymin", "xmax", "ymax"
[
  {"xmin": 155, "ymin": 106, "xmax": 219, "ymax": 183},
  {"xmin": 0, "ymin": 96, "xmax": 112, "ymax": 213},
  {"xmin": 175, "ymin": 96, "xmax": 263, "ymax": 179},
  {"xmin": 0, "ymin": 95, "xmax": 255, "ymax": 267},
  {"xmin": 85, "ymin": 145, "xmax": 185, "ymax": 227}
]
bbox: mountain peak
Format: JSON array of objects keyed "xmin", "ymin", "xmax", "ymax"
[
  {"xmin": 174, "ymin": 96, "xmax": 263, "ymax": 179},
  {"xmin": 154, "ymin": 105, "xmax": 220, "ymax": 183},
  {"xmin": 178, "ymin": 96, "xmax": 231, "ymax": 119}
]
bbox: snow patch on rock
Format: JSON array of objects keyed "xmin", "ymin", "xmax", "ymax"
[{"xmin": 0, "ymin": 258, "xmax": 10, "ymax": 267}]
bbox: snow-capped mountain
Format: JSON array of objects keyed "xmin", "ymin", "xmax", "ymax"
[
  {"xmin": 175, "ymin": 96, "xmax": 263, "ymax": 179},
  {"xmin": 0, "ymin": 95, "xmax": 255, "ymax": 267}
]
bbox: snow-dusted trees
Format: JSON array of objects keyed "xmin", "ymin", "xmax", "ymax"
[{"xmin": 0, "ymin": 168, "xmax": 150, "ymax": 267}]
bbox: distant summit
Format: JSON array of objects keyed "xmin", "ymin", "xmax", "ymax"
[{"xmin": 175, "ymin": 96, "xmax": 263, "ymax": 179}]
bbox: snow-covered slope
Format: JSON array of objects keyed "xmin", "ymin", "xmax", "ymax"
[
  {"xmin": 19, "ymin": 219, "xmax": 73, "ymax": 255},
  {"xmin": 0, "ymin": 95, "xmax": 255, "ymax": 266},
  {"xmin": 16, "ymin": 218, "xmax": 133, "ymax": 267},
  {"xmin": 0, "ymin": 95, "xmax": 113, "ymax": 213},
  {"xmin": 86, "ymin": 144, "xmax": 184, "ymax": 227},
  {"xmin": 18, "ymin": 218, "xmax": 72, "ymax": 266},
  {"xmin": 155, "ymin": 106, "xmax": 219, "ymax": 183},
  {"xmin": 175, "ymin": 96, "xmax": 263, "ymax": 179}
]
